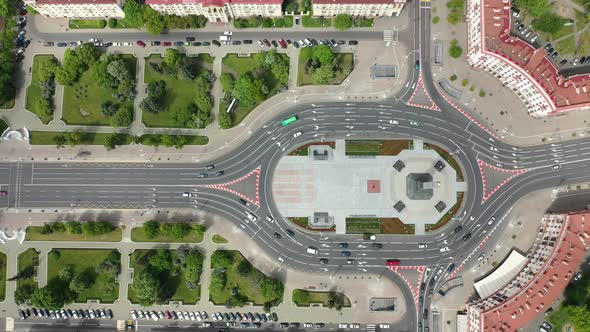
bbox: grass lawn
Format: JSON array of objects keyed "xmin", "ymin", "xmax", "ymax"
[
  {"xmin": 345, "ymin": 140, "xmax": 382, "ymax": 156},
  {"xmin": 128, "ymin": 249, "xmax": 200, "ymax": 304},
  {"xmin": 26, "ymin": 226, "xmax": 122, "ymax": 242},
  {"xmin": 140, "ymin": 134, "xmax": 209, "ymax": 146},
  {"xmin": 29, "ymin": 131, "xmax": 132, "ymax": 145},
  {"xmin": 424, "ymin": 143, "xmax": 464, "ymax": 181},
  {"xmin": 579, "ymin": 30, "xmax": 590, "ymax": 54},
  {"xmin": 69, "ymin": 19, "xmax": 106, "ymax": 29},
  {"xmin": 209, "ymin": 250, "xmax": 282, "ymax": 306},
  {"xmin": 212, "ymin": 234, "xmax": 228, "ymax": 244},
  {"xmin": 25, "ymin": 55, "xmax": 57, "ymax": 124},
  {"xmin": 110, "ymin": 18, "xmax": 142, "ymax": 29},
  {"xmin": 0, "ymin": 252, "xmax": 6, "ymax": 301},
  {"xmin": 131, "ymin": 224, "xmax": 205, "ymax": 243},
  {"xmin": 47, "ymin": 249, "xmax": 119, "ymax": 303},
  {"xmin": 222, "ymin": 53, "xmax": 289, "ymax": 126},
  {"xmin": 346, "ymin": 219, "xmax": 381, "ymax": 234},
  {"xmin": 288, "ymin": 142, "xmax": 335, "ymax": 156},
  {"xmin": 292, "ymin": 289, "xmax": 351, "ymax": 307},
  {"xmin": 62, "ymin": 54, "xmax": 136, "ymax": 126},
  {"xmin": 576, "ymin": 10, "xmax": 588, "ymax": 30},
  {"xmin": 426, "ymin": 192, "xmax": 464, "ymax": 232},
  {"xmin": 17, "ymin": 249, "xmax": 39, "ymax": 290},
  {"xmin": 352, "ymin": 17, "xmax": 374, "ymax": 27},
  {"xmin": 550, "ymin": 24, "xmax": 574, "ymax": 41},
  {"xmin": 555, "ymin": 35, "xmax": 577, "ymax": 56},
  {"xmin": 298, "ymin": 53, "xmax": 353, "ymax": 86},
  {"xmin": 142, "ymin": 54, "xmax": 214, "ymax": 128},
  {"xmin": 302, "ymin": 15, "xmax": 332, "ymax": 27}
]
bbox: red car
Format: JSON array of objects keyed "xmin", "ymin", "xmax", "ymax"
[
  {"xmin": 278, "ymin": 39, "xmax": 287, "ymax": 48},
  {"xmin": 386, "ymin": 259, "xmax": 401, "ymax": 266},
  {"xmin": 263, "ymin": 39, "xmax": 271, "ymax": 47},
  {"xmin": 136, "ymin": 40, "xmax": 146, "ymax": 47},
  {"xmin": 0, "ymin": 191, "xmax": 7, "ymax": 196},
  {"xmin": 164, "ymin": 310, "xmax": 172, "ymax": 320},
  {"xmin": 162, "ymin": 41, "xmax": 172, "ymax": 46}
]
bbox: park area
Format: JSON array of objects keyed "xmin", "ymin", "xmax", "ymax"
[
  {"xmin": 142, "ymin": 53, "xmax": 214, "ymax": 128},
  {"xmin": 128, "ymin": 248, "xmax": 203, "ymax": 305},
  {"xmin": 62, "ymin": 52, "xmax": 136, "ymax": 126},
  {"xmin": 25, "ymin": 221, "xmax": 122, "ymax": 242},
  {"xmin": 345, "ymin": 140, "xmax": 412, "ymax": 156},
  {"xmin": 209, "ymin": 250, "xmax": 284, "ymax": 307},
  {"xmin": 26, "ymin": 55, "xmax": 57, "ymax": 124},
  {"xmin": 292, "ymin": 289, "xmax": 350, "ymax": 309},
  {"xmin": 47, "ymin": 249, "xmax": 120, "ymax": 303},
  {"xmin": 131, "ymin": 221, "xmax": 205, "ymax": 243},
  {"xmin": 220, "ymin": 52, "xmax": 290, "ymax": 127},
  {"xmin": 297, "ymin": 46, "xmax": 353, "ymax": 86}
]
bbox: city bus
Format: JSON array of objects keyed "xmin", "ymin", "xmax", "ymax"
[{"xmin": 281, "ymin": 115, "xmax": 298, "ymax": 126}]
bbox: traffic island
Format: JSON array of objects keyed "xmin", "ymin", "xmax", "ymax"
[
  {"xmin": 292, "ymin": 289, "xmax": 351, "ymax": 309},
  {"xmin": 273, "ymin": 139, "xmax": 465, "ymax": 235}
]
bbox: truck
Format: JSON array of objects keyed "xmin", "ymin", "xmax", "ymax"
[{"xmin": 363, "ymin": 233, "xmax": 376, "ymax": 240}]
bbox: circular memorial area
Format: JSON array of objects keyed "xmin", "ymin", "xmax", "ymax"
[{"xmin": 271, "ymin": 139, "xmax": 466, "ymax": 235}]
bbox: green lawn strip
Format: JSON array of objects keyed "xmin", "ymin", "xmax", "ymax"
[
  {"xmin": 30, "ymin": 131, "xmax": 131, "ymax": 145},
  {"xmin": 379, "ymin": 218, "xmax": 415, "ymax": 235},
  {"xmin": 301, "ymin": 15, "xmax": 332, "ymax": 27},
  {"xmin": 292, "ymin": 289, "xmax": 351, "ymax": 307},
  {"xmin": 550, "ymin": 24, "xmax": 574, "ymax": 41},
  {"xmin": 25, "ymin": 226, "xmax": 122, "ymax": 242},
  {"xmin": 0, "ymin": 252, "xmax": 6, "ymax": 301},
  {"xmin": 380, "ymin": 140, "xmax": 412, "ymax": 155},
  {"xmin": 424, "ymin": 143, "xmax": 464, "ymax": 181},
  {"xmin": 142, "ymin": 54, "xmax": 213, "ymax": 128},
  {"xmin": 0, "ymin": 118, "xmax": 7, "ymax": 133},
  {"xmin": 47, "ymin": 249, "xmax": 119, "ymax": 303},
  {"xmin": 17, "ymin": 249, "xmax": 39, "ymax": 290},
  {"xmin": 25, "ymin": 55, "xmax": 57, "ymax": 124},
  {"xmin": 288, "ymin": 142, "xmax": 335, "ymax": 156},
  {"xmin": 345, "ymin": 140, "xmax": 382, "ymax": 156},
  {"xmin": 579, "ymin": 30, "xmax": 590, "ymax": 54},
  {"xmin": 352, "ymin": 17, "xmax": 373, "ymax": 27},
  {"xmin": 222, "ymin": 53, "xmax": 289, "ymax": 126},
  {"xmin": 69, "ymin": 19, "xmax": 106, "ymax": 29},
  {"xmin": 426, "ymin": 192, "xmax": 464, "ymax": 232},
  {"xmin": 62, "ymin": 54, "xmax": 136, "ymax": 126},
  {"xmin": 212, "ymin": 234, "xmax": 228, "ymax": 244},
  {"xmin": 297, "ymin": 53, "xmax": 353, "ymax": 86},
  {"xmin": 345, "ymin": 219, "xmax": 381, "ymax": 234},
  {"xmin": 130, "ymin": 224, "xmax": 205, "ymax": 243},
  {"xmin": 209, "ymin": 250, "xmax": 282, "ymax": 306},
  {"xmin": 140, "ymin": 134, "xmax": 209, "ymax": 146},
  {"xmin": 110, "ymin": 18, "xmax": 142, "ymax": 29},
  {"xmin": 128, "ymin": 249, "xmax": 200, "ymax": 304},
  {"xmin": 555, "ymin": 35, "xmax": 577, "ymax": 56}
]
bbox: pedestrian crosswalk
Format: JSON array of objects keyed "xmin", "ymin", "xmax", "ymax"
[
  {"xmin": 383, "ymin": 30, "xmax": 395, "ymax": 43},
  {"xmin": 366, "ymin": 324, "xmax": 376, "ymax": 332}
]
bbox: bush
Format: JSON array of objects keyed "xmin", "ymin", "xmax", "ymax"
[
  {"xmin": 108, "ymin": 18, "xmax": 117, "ymax": 28},
  {"xmin": 450, "ymin": 74, "xmax": 458, "ymax": 81},
  {"xmin": 479, "ymin": 89, "xmax": 486, "ymax": 97},
  {"xmin": 143, "ymin": 220, "xmax": 160, "ymax": 238},
  {"xmin": 448, "ymin": 39, "xmax": 463, "ymax": 58},
  {"xmin": 334, "ymin": 14, "xmax": 352, "ymax": 31},
  {"xmin": 432, "ymin": 16, "xmax": 440, "ymax": 24},
  {"xmin": 65, "ymin": 221, "xmax": 82, "ymax": 234},
  {"xmin": 461, "ymin": 79, "xmax": 469, "ymax": 87},
  {"xmin": 98, "ymin": 20, "xmax": 107, "ymax": 29}
]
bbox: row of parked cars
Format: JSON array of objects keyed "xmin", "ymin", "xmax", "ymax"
[
  {"xmin": 18, "ymin": 308, "xmax": 113, "ymax": 320},
  {"xmin": 14, "ymin": 7, "xmax": 28, "ymax": 64},
  {"xmin": 131, "ymin": 310, "xmax": 282, "ymax": 326}
]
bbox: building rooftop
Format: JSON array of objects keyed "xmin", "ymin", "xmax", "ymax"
[
  {"xmin": 146, "ymin": 0, "xmax": 281, "ymax": 6},
  {"xmin": 313, "ymin": 0, "xmax": 406, "ymax": 4},
  {"xmin": 474, "ymin": 250, "xmax": 527, "ymax": 299},
  {"xmin": 34, "ymin": 0, "xmax": 117, "ymax": 4},
  {"xmin": 481, "ymin": 0, "xmax": 590, "ymax": 113}
]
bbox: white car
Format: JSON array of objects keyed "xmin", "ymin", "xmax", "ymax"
[
  {"xmin": 195, "ymin": 312, "xmax": 202, "ymax": 321},
  {"xmin": 379, "ymin": 324, "xmax": 390, "ymax": 329},
  {"xmin": 425, "ymin": 267, "xmax": 431, "ymax": 277},
  {"xmin": 122, "ymin": 42, "xmax": 133, "ymax": 46},
  {"xmin": 224, "ymin": 31, "xmax": 233, "ymax": 35},
  {"xmin": 439, "ymin": 247, "xmax": 450, "ymax": 252},
  {"xmin": 477, "ymin": 253, "xmax": 485, "ymax": 261},
  {"xmin": 410, "ymin": 121, "xmax": 420, "ymax": 126},
  {"xmin": 246, "ymin": 211, "xmax": 258, "ymax": 222},
  {"xmin": 112, "ymin": 42, "xmax": 121, "ymax": 46},
  {"xmin": 488, "ymin": 217, "xmax": 496, "ymax": 225},
  {"xmin": 189, "ymin": 312, "xmax": 195, "ymax": 321},
  {"xmin": 131, "ymin": 310, "xmax": 138, "ymax": 320},
  {"xmin": 350, "ymin": 324, "xmax": 360, "ymax": 329},
  {"xmin": 418, "ymin": 243, "xmax": 427, "ymax": 249},
  {"xmin": 293, "ymin": 131, "xmax": 302, "ymax": 138},
  {"xmin": 490, "ymin": 146, "xmax": 499, "ymax": 152},
  {"xmin": 201, "ymin": 311, "xmax": 208, "ymax": 320},
  {"xmin": 389, "ymin": 120, "xmax": 399, "ymax": 124},
  {"xmin": 258, "ymin": 40, "xmax": 264, "ymax": 47},
  {"xmin": 88, "ymin": 37, "xmax": 99, "ymax": 42},
  {"xmin": 338, "ymin": 324, "xmax": 348, "ymax": 329},
  {"xmin": 266, "ymin": 216, "xmax": 274, "ymax": 223},
  {"xmin": 303, "ymin": 323, "xmax": 313, "ymax": 328},
  {"xmin": 552, "ymin": 164, "xmax": 561, "ymax": 170}
]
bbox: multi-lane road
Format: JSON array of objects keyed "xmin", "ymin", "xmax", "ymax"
[{"xmin": 7, "ymin": 2, "xmax": 590, "ymax": 331}]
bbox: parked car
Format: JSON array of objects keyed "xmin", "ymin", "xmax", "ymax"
[
  {"xmin": 202, "ymin": 41, "xmax": 211, "ymax": 46},
  {"xmin": 173, "ymin": 41, "xmax": 183, "ymax": 46},
  {"xmin": 212, "ymin": 40, "xmax": 221, "ymax": 47},
  {"xmin": 232, "ymin": 40, "xmax": 241, "ymax": 45},
  {"xmin": 162, "ymin": 41, "xmax": 172, "ymax": 46},
  {"xmin": 186, "ymin": 37, "xmax": 196, "ymax": 41},
  {"xmin": 348, "ymin": 40, "xmax": 358, "ymax": 45},
  {"xmin": 136, "ymin": 40, "xmax": 146, "ymax": 47},
  {"xmin": 192, "ymin": 41, "xmax": 202, "ymax": 46},
  {"xmin": 43, "ymin": 41, "xmax": 54, "ymax": 46},
  {"xmin": 278, "ymin": 39, "xmax": 287, "ymax": 48},
  {"xmin": 243, "ymin": 40, "xmax": 253, "ymax": 44},
  {"xmin": 151, "ymin": 41, "xmax": 161, "ymax": 46},
  {"xmin": 271, "ymin": 40, "xmax": 278, "ymax": 47}
]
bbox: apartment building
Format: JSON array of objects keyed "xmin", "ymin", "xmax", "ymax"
[
  {"xmin": 23, "ymin": 0, "xmax": 124, "ymax": 18},
  {"xmin": 311, "ymin": 0, "xmax": 406, "ymax": 17},
  {"xmin": 466, "ymin": 0, "xmax": 590, "ymax": 117},
  {"xmin": 146, "ymin": 0, "xmax": 283, "ymax": 23}
]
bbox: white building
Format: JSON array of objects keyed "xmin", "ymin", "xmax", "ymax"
[
  {"xmin": 311, "ymin": 0, "xmax": 406, "ymax": 17},
  {"xmin": 146, "ymin": 0, "xmax": 283, "ymax": 23},
  {"xmin": 23, "ymin": 0, "xmax": 124, "ymax": 18}
]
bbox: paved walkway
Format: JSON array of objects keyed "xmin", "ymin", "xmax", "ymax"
[{"xmin": 0, "ymin": 211, "xmax": 408, "ymax": 325}]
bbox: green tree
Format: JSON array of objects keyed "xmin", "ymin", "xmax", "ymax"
[
  {"xmin": 148, "ymin": 80, "xmax": 166, "ymax": 99},
  {"xmin": 106, "ymin": 59, "xmax": 132, "ymax": 83},
  {"xmin": 14, "ymin": 284, "xmax": 34, "ymax": 305},
  {"xmin": 532, "ymin": 12, "xmax": 566, "ymax": 34},
  {"xmin": 41, "ymin": 223, "xmax": 54, "ymax": 234},
  {"xmin": 260, "ymin": 277, "xmax": 284, "ymax": 301},
  {"xmin": 312, "ymin": 45, "xmax": 334, "ymax": 66},
  {"xmin": 36, "ymin": 98, "xmax": 53, "ymax": 116},
  {"xmin": 292, "ymin": 289, "xmax": 310, "ymax": 305},
  {"xmin": 220, "ymin": 73, "xmax": 235, "ymax": 92},
  {"xmin": 148, "ymin": 249, "xmax": 173, "ymax": 271},
  {"xmin": 217, "ymin": 108, "xmax": 233, "ymax": 129},
  {"xmin": 0, "ymin": 1, "xmax": 9, "ymax": 17},
  {"xmin": 231, "ymin": 74, "xmax": 265, "ymax": 108},
  {"xmin": 448, "ymin": 39, "xmax": 463, "ymax": 58},
  {"xmin": 171, "ymin": 222, "xmax": 192, "ymax": 239},
  {"xmin": 566, "ymin": 306, "xmax": 590, "ymax": 330},
  {"xmin": 110, "ymin": 107, "xmax": 133, "ymax": 127},
  {"xmin": 178, "ymin": 59, "xmax": 199, "ymax": 80},
  {"xmin": 132, "ymin": 270, "xmax": 159, "ymax": 306},
  {"xmin": 104, "ymin": 134, "xmax": 118, "ymax": 151},
  {"xmin": 64, "ymin": 221, "xmax": 82, "ymax": 234},
  {"xmin": 144, "ymin": 7, "xmax": 166, "ymax": 35},
  {"xmin": 58, "ymin": 265, "xmax": 74, "ymax": 281},
  {"xmin": 108, "ymin": 18, "xmax": 117, "ymax": 28},
  {"xmin": 185, "ymin": 251, "xmax": 204, "ymax": 282},
  {"xmin": 334, "ymin": 14, "xmax": 352, "ymax": 31},
  {"xmin": 164, "ymin": 48, "xmax": 181, "ymax": 67},
  {"xmin": 38, "ymin": 58, "xmax": 58, "ymax": 82},
  {"xmin": 144, "ymin": 220, "xmax": 160, "ymax": 238},
  {"xmin": 311, "ymin": 65, "xmax": 335, "ymax": 85},
  {"xmin": 209, "ymin": 270, "xmax": 226, "ymax": 293},
  {"xmin": 516, "ymin": 0, "xmax": 550, "ymax": 17},
  {"xmin": 30, "ymin": 285, "xmax": 67, "ymax": 310},
  {"xmin": 211, "ymin": 251, "xmax": 233, "ymax": 268},
  {"xmin": 50, "ymin": 222, "xmax": 66, "ymax": 233},
  {"xmin": 69, "ymin": 274, "xmax": 91, "ymax": 293},
  {"xmin": 122, "ymin": 0, "xmax": 145, "ymax": 27},
  {"xmin": 140, "ymin": 96, "xmax": 164, "ymax": 113},
  {"xmin": 236, "ymin": 260, "xmax": 251, "ymax": 276},
  {"xmin": 327, "ymin": 291, "xmax": 345, "ymax": 310},
  {"xmin": 76, "ymin": 43, "xmax": 101, "ymax": 67}
]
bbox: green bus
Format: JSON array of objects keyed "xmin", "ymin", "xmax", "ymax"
[{"xmin": 281, "ymin": 115, "xmax": 298, "ymax": 126}]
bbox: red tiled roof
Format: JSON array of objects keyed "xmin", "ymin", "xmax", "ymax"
[
  {"xmin": 480, "ymin": 212, "xmax": 590, "ymax": 331},
  {"xmin": 480, "ymin": 0, "xmax": 590, "ymax": 113},
  {"xmin": 36, "ymin": 0, "xmax": 117, "ymax": 4},
  {"xmin": 146, "ymin": 0, "xmax": 281, "ymax": 5},
  {"xmin": 313, "ymin": 0, "xmax": 405, "ymax": 4}
]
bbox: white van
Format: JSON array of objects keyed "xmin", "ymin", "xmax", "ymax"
[{"xmin": 307, "ymin": 247, "xmax": 319, "ymax": 254}]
